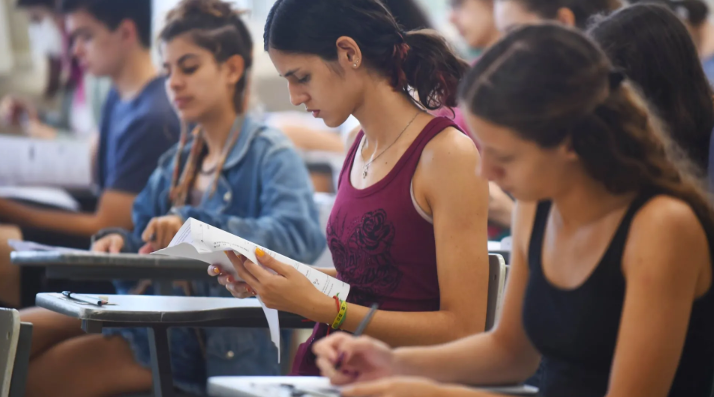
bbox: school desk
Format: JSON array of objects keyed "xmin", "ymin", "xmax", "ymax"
[{"xmin": 35, "ymin": 293, "xmax": 314, "ymax": 397}]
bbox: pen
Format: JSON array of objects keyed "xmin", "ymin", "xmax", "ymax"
[
  {"xmin": 335, "ymin": 303, "xmax": 379, "ymax": 371},
  {"xmin": 62, "ymin": 291, "xmax": 107, "ymax": 307}
]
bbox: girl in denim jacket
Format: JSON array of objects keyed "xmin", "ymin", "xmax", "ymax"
[{"xmin": 20, "ymin": 1, "xmax": 325, "ymax": 396}]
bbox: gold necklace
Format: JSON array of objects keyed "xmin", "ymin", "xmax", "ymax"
[{"xmin": 362, "ymin": 110, "xmax": 421, "ymax": 179}]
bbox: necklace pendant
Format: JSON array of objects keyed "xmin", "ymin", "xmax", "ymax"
[{"xmin": 362, "ymin": 165, "xmax": 369, "ymax": 179}]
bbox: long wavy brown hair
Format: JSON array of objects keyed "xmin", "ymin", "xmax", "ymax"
[{"xmin": 459, "ymin": 23, "xmax": 714, "ymax": 234}]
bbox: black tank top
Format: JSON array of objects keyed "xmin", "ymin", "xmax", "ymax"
[{"xmin": 523, "ymin": 193, "xmax": 714, "ymax": 397}]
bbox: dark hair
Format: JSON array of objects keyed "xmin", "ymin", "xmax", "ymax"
[
  {"xmin": 381, "ymin": 0, "xmax": 433, "ymax": 31},
  {"xmin": 159, "ymin": 0, "xmax": 253, "ymax": 206},
  {"xmin": 589, "ymin": 3, "xmax": 714, "ymax": 173},
  {"xmin": 17, "ymin": 0, "xmax": 55, "ymax": 8},
  {"xmin": 502, "ymin": 0, "xmax": 622, "ymax": 28},
  {"xmin": 459, "ymin": 23, "xmax": 714, "ymax": 231},
  {"xmin": 159, "ymin": 0, "xmax": 253, "ymax": 113},
  {"xmin": 264, "ymin": 0, "xmax": 469, "ymax": 110},
  {"xmin": 59, "ymin": 0, "xmax": 152, "ymax": 48},
  {"xmin": 630, "ymin": 0, "xmax": 709, "ymax": 26}
]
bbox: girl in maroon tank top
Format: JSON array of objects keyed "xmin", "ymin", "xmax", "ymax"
[{"xmin": 211, "ymin": 0, "xmax": 491, "ymax": 376}]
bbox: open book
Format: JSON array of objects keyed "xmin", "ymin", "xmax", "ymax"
[{"xmin": 153, "ymin": 218, "xmax": 350, "ymax": 361}]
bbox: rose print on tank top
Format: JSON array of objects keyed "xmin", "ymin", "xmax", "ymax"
[{"xmin": 328, "ymin": 209, "xmax": 403, "ymax": 306}]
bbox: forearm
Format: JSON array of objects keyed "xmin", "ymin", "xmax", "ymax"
[
  {"xmin": 0, "ymin": 201, "xmax": 101, "ymax": 237},
  {"xmin": 392, "ymin": 332, "xmax": 539, "ymax": 385},
  {"xmin": 315, "ymin": 267, "xmax": 337, "ymax": 277},
  {"xmin": 307, "ymin": 296, "xmax": 478, "ymax": 347}
]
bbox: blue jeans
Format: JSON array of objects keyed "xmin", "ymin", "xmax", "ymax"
[{"xmin": 105, "ymin": 326, "xmax": 280, "ymax": 395}]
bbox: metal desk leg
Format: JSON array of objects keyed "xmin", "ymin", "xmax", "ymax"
[
  {"xmin": 9, "ymin": 323, "xmax": 32, "ymax": 397},
  {"xmin": 147, "ymin": 326, "xmax": 175, "ymax": 397}
]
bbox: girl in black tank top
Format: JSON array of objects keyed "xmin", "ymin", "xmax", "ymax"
[
  {"xmin": 307, "ymin": 23, "xmax": 714, "ymax": 397},
  {"xmin": 524, "ymin": 192, "xmax": 714, "ymax": 397}
]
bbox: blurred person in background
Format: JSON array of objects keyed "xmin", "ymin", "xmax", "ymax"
[
  {"xmin": 630, "ymin": 0, "xmax": 714, "ymax": 85},
  {"xmin": 0, "ymin": 0, "xmax": 110, "ymax": 140}
]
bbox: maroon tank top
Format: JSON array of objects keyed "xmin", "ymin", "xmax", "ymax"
[{"xmin": 291, "ymin": 117, "xmax": 459, "ymax": 375}]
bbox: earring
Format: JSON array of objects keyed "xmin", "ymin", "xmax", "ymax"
[{"xmin": 353, "ymin": 58, "xmax": 359, "ymax": 68}]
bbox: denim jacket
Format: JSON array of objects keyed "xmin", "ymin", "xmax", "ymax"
[{"xmin": 101, "ymin": 116, "xmax": 325, "ymax": 389}]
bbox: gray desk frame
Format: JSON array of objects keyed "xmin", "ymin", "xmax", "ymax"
[{"xmin": 11, "ymin": 252, "xmax": 211, "ymax": 295}]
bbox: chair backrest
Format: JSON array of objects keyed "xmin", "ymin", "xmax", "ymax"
[
  {"xmin": 0, "ymin": 309, "xmax": 20, "ymax": 397},
  {"xmin": 312, "ymin": 193, "xmax": 336, "ymax": 269},
  {"xmin": 485, "ymin": 254, "xmax": 508, "ymax": 331}
]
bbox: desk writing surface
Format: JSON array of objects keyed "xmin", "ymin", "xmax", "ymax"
[
  {"xmin": 207, "ymin": 377, "xmax": 539, "ymax": 397},
  {"xmin": 36, "ymin": 293, "xmax": 264, "ymax": 323},
  {"xmin": 11, "ymin": 251, "xmax": 203, "ymax": 268},
  {"xmin": 35, "ymin": 293, "xmax": 313, "ymax": 329}
]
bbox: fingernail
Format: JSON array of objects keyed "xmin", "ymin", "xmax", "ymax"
[
  {"xmin": 227, "ymin": 276, "xmax": 235, "ymax": 283},
  {"xmin": 210, "ymin": 266, "xmax": 221, "ymax": 275},
  {"xmin": 255, "ymin": 247, "xmax": 265, "ymax": 258},
  {"xmin": 227, "ymin": 284, "xmax": 235, "ymax": 292}
]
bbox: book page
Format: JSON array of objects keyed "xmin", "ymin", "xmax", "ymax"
[
  {"xmin": 0, "ymin": 136, "xmax": 92, "ymax": 188},
  {"xmin": 153, "ymin": 218, "xmax": 351, "ymax": 362},
  {"xmin": 187, "ymin": 219, "xmax": 350, "ymax": 298}
]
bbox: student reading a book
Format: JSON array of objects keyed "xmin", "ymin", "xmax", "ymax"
[
  {"xmin": 213, "ymin": 0, "xmax": 490, "ymax": 376},
  {"xmin": 0, "ymin": 0, "xmax": 180, "ymax": 309},
  {"xmin": 311, "ymin": 23, "xmax": 714, "ymax": 397},
  {"xmin": 494, "ymin": 0, "xmax": 621, "ymax": 32},
  {"xmin": 589, "ymin": 4, "xmax": 714, "ymax": 183},
  {"xmin": 19, "ymin": 1, "xmax": 325, "ymax": 396}
]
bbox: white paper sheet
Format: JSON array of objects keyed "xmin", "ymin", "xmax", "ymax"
[
  {"xmin": 0, "ymin": 136, "xmax": 92, "ymax": 188},
  {"xmin": 487, "ymin": 241, "xmax": 502, "ymax": 251},
  {"xmin": 153, "ymin": 218, "xmax": 351, "ymax": 362},
  {"xmin": 0, "ymin": 187, "xmax": 80, "ymax": 211},
  {"xmin": 208, "ymin": 376, "xmax": 539, "ymax": 397},
  {"xmin": 8, "ymin": 239, "xmax": 86, "ymax": 253}
]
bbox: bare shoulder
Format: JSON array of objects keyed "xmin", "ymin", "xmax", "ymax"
[
  {"xmin": 413, "ymin": 125, "xmax": 487, "ymax": 214},
  {"xmin": 629, "ymin": 195, "xmax": 706, "ymax": 242},
  {"xmin": 625, "ymin": 195, "xmax": 710, "ymax": 278},
  {"xmin": 419, "ymin": 126, "xmax": 480, "ymax": 174}
]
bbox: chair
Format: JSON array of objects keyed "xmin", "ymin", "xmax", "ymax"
[
  {"xmin": 485, "ymin": 254, "xmax": 508, "ymax": 331},
  {"xmin": 0, "ymin": 308, "xmax": 32, "ymax": 397},
  {"xmin": 312, "ymin": 193, "xmax": 337, "ymax": 269}
]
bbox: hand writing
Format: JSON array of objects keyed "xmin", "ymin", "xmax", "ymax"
[{"xmin": 314, "ymin": 333, "xmax": 395, "ymax": 386}]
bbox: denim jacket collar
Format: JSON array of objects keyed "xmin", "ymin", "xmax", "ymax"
[{"xmin": 223, "ymin": 116, "xmax": 266, "ymax": 171}]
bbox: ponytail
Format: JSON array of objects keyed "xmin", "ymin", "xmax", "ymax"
[
  {"xmin": 402, "ymin": 30, "xmax": 470, "ymax": 109},
  {"xmin": 265, "ymin": 0, "xmax": 468, "ymax": 110}
]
